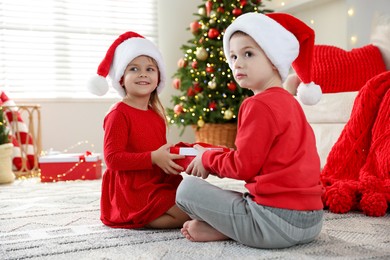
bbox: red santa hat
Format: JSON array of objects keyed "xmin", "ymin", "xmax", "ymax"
[
  {"xmin": 87, "ymin": 31, "xmax": 166, "ymax": 97},
  {"xmin": 223, "ymin": 12, "xmax": 322, "ymax": 105}
]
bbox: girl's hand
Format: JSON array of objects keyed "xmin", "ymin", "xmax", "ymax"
[
  {"xmin": 151, "ymin": 143, "xmax": 185, "ymax": 175},
  {"xmin": 185, "ymin": 144, "xmax": 210, "ymax": 179}
]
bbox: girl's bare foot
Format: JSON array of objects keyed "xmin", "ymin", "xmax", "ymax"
[{"xmin": 180, "ymin": 220, "xmax": 229, "ymax": 242}]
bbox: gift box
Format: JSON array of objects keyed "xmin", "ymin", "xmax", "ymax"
[
  {"xmin": 39, "ymin": 152, "xmax": 102, "ymax": 182},
  {"xmin": 170, "ymin": 142, "xmax": 230, "ymax": 169}
]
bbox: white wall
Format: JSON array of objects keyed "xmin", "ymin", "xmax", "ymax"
[
  {"xmin": 157, "ymin": 0, "xmax": 201, "ymax": 145},
  {"xmin": 12, "ymin": 0, "xmax": 389, "ymax": 157}
]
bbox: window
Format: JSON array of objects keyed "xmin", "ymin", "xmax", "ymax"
[{"xmin": 0, "ymin": 0, "xmax": 157, "ymax": 99}]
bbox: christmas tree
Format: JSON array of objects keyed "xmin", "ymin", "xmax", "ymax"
[
  {"xmin": 166, "ymin": 0, "xmax": 273, "ymax": 132},
  {"xmin": 0, "ymin": 107, "xmax": 10, "ymax": 145}
]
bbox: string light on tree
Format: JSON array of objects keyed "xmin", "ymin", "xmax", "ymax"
[{"xmin": 167, "ymin": 0, "xmax": 273, "ymax": 131}]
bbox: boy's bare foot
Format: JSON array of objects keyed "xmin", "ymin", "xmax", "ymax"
[{"xmin": 180, "ymin": 220, "xmax": 229, "ymax": 242}]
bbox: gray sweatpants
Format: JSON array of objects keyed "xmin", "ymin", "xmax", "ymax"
[{"xmin": 176, "ymin": 176, "xmax": 323, "ymax": 249}]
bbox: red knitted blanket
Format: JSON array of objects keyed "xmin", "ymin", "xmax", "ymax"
[{"xmin": 321, "ymin": 71, "xmax": 390, "ymax": 217}]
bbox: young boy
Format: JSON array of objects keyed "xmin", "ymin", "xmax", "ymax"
[{"xmin": 176, "ymin": 12, "xmax": 324, "ymax": 249}]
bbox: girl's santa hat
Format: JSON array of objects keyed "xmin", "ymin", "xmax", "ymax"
[
  {"xmin": 223, "ymin": 12, "xmax": 322, "ymax": 105},
  {"xmin": 87, "ymin": 31, "xmax": 166, "ymax": 97}
]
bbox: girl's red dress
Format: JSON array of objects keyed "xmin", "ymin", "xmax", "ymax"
[{"xmin": 100, "ymin": 102, "xmax": 182, "ymax": 228}]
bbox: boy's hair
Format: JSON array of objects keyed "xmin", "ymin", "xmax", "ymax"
[{"xmin": 223, "ymin": 12, "xmax": 322, "ymax": 105}]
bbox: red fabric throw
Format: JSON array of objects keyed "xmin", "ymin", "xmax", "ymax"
[
  {"xmin": 312, "ymin": 44, "xmax": 386, "ymax": 93},
  {"xmin": 0, "ymin": 90, "xmax": 35, "ymax": 171},
  {"xmin": 358, "ymin": 84, "xmax": 390, "ymax": 216},
  {"xmin": 321, "ymin": 71, "xmax": 390, "ymax": 216}
]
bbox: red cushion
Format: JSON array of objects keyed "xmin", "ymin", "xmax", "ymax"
[{"xmin": 312, "ymin": 44, "xmax": 386, "ymax": 93}]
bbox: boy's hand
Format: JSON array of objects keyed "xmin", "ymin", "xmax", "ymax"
[
  {"xmin": 151, "ymin": 143, "xmax": 185, "ymax": 174},
  {"xmin": 185, "ymin": 144, "xmax": 210, "ymax": 179}
]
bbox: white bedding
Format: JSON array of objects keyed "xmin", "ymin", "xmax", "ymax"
[{"xmin": 296, "ymin": 91, "xmax": 358, "ymax": 168}]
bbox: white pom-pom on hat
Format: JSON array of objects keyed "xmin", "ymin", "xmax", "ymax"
[
  {"xmin": 223, "ymin": 12, "xmax": 322, "ymax": 105},
  {"xmin": 87, "ymin": 75, "xmax": 109, "ymax": 96},
  {"xmin": 297, "ymin": 81, "xmax": 322, "ymax": 105},
  {"xmin": 87, "ymin": 31, "xmax": 166, "ymax": 97}
]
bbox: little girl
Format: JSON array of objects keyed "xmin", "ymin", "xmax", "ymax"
[{"xmin": 88, "ymin": 31, "xmax": 190, "ymax": 229}]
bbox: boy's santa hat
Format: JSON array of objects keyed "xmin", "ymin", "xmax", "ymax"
[
  {"xmin": 87, "ymin": 31, "xmax": 166, "ymax": 97},
  {"xmin": 223, "ymin": 12, "xmax": 322, "ymax": 105}
]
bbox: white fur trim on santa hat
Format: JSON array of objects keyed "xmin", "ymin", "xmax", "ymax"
[
  {"xmin": 223, "ymin": 12, "xmax": 299, "ymax": 82},
  {"xmin": 297, "ymin": 81, "xmax": 322, "ymax": 105},
  {"xmin": 108, "ymin": 37, "xmax": 166, "ymax": 97}
]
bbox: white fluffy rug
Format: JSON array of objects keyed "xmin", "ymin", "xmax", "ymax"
[{"xmin": 1, "ymin": 176, "xmax": 389, "ymax": 260}]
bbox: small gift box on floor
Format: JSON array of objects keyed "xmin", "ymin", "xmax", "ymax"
[
  {"xmin": 170, "ymin": 142, "xmax": 231, "ymax": 169},
  {"xmin": 39, "ymin": 152, "xmax": 102, "ymax": 182}
]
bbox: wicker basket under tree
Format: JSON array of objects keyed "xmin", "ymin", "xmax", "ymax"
[
  {"xmin": 192, "ymin": 123, "xmax": 237, "ymax": 148},
  {"xmin": 166, "ymin": 1, "xmax": 273, "ymax": 148}
]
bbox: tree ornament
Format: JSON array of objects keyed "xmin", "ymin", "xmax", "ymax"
[
  {"xmin": 232, "ymin": 8, "xmax": 242, "ymax": 17},
  {"xmin": 193, "ymin": 82, "xmax": 203, "ymax": 93},
  {"xmin": 205, "ymin": 1, "xmax": 213, "ymax": 17},
  {"xmin": 172, "ymin": 78, "xmax": 181, "ymax": 89},
  {"xmin": 196, "ymin": 47, "xmax": 208, "ymax": 61},
  {"xmin": 190, "ymin": 21, "xmax": 201, "ymax": 35},
  {"xmin": 223, "ymin": 109, "xmax": 234, "ymax": 120},
  {"xmin": 208, "ymin": 28, "xmax": 220, "ymax": 39},
  {"xmin": 192, "ymin": 60, "xmax": 198, "ymax": 69},
  {"xmin": 177, "ymin": 58, "xmax": 187, "ymax": 68},
  {"xmin": 206, "ymin": 65, "xmax": 215, "ymax": 73},
  {"xmin": 208, "ymin": 80, "xmax": 217, "ymax": 89},
  {"xmin": 209, "ymin": 101, "xmax": 217, "ymax": 110},
  {"xmin": 197, "ymin": 119, "xmax": 205, "ymax": 128},
  {"xmin": 240, "ymin": 0, "xmax": 247, "ymax": 7},
  {"xmin": 198, "ymin": 7, "xmax": 206, "ymax": 16},
  {"xmin": 227, "ymin": 81, "xmax": 237, "ymax": 91},
  {"xmin": 187, "ymin": 87, "xmax": 196, "ymax": 97},
  {"xmin": 217, "ymin": 7, "xmax": 225, "ymax": 13},
  {"xmin": 174, "ymin": 104, "xmax": 184, "ymax": 115}
]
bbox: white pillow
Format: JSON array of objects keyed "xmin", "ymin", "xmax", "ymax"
[{"xmin": 371, "ymin": 13, "xmax": 390, "ymax": 70}]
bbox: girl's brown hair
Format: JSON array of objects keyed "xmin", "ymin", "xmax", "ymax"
[{"xmin": 146, "ymin": 56, "xmax": 167, "ymax": 125}]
